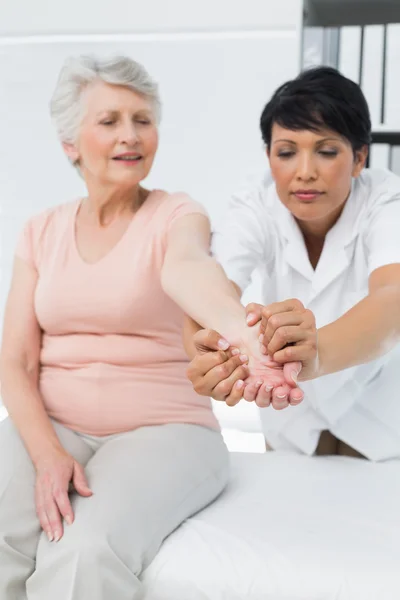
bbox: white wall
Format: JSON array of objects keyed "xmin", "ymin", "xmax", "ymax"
[
  {"xmin": 0, "ymin": 1, "xmax": 303, "ymax": 437},
  {"xmin": 1, "ymin": 0, "xmax": 303, "ymax": 302},
  {"xmin": 1, "ymin": 0, "xmax": 302, "ymax": 35}
]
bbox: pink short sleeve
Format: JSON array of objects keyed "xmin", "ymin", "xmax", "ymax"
[
  {"xmin": 15, "ymin": 218, "xmax": 36, "ymax": 269},
  {"xmin": 165, "ymin": 192, "xmax": 208, "ymax": 231},
  {"xmin": 14, "ymin": 208, "xmax": 55, "ymax": 271}
]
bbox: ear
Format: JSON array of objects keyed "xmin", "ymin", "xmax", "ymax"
[
  {"xmin": 352, "ymin": 145, "xmax": 369, "ymax": 178},
  {"xmin": 62, "ymin": 142, "xmax": 80, "ymax": 164}
]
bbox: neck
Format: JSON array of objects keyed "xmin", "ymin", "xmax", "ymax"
[{"xmin": 83, "ymin": 183, "xmax": 144, "ymax": 226}]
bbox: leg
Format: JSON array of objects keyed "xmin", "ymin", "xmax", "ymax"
[
  {"xmin": 29, "ymin": 424, "xmax": 229, "ymax": 600},
  {"xmin": 0, "ymin": 418, "xmax": 94, "ymax": 600}
]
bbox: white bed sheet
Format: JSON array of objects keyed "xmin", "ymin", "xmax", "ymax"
[{"xmin": 141, "ymin": 451, "xmax": 400, "ymax": 600}]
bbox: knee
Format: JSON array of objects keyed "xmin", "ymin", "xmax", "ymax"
[
  {"xmin": 39, "ymin": 525, "xmax": 142, "ymax": 575},
  {"xmin": 49, "ymin": 527, "xmax": 109, "ymax": 562}
]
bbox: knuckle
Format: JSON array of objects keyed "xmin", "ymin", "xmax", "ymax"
[
  {"xmin": 269, "ymin": 315, "xmax": 280, "ymax": 329},
  {"xmin": 216, "ymin": 363, "xmax": 230, "ymax": 378},
  {"xmin": 216, "ymin": 350, "xmax": 228, "ymax": 363},
  {"xmin": 277, "ymin": 327, "xmax": 288, "ymax": 342},
  {"xmin": 217, "ymin": 381, "xmax": 232, "ymax": 395},
  {"xmin": 304, "ymin": 308, "xmax": 315, "ymax": 323},
  {"xmin": 291, "ymin": 298, "xmax": 303, "ymax": 309},
  {"xmin": 193, "ymin": 381, "xmax": 206, "ymax": 394},
  {"xmin": 186, "ymin": 366, "xmax": 195, "ymax": 381}
]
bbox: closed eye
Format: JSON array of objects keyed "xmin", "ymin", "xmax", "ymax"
[
  {"xmin": 277, "ymin": 151, "xmax": 295, "ymax": 159},
  {"xmin": 319, "ymin": 150, "xmax": 338, "ymax": 157}
]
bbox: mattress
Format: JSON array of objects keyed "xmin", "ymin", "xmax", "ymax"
[{"xmin": 141, "ymin": 451, "xmax": 400, "ymax": 600}]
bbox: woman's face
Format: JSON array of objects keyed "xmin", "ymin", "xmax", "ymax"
[
  {"xmin": 267, "ymin": 123, "xmax": 368, "ymax": 235},
  {"xmin": 64, "ymin": 80, "xmax": 159, "ymax": 189}
]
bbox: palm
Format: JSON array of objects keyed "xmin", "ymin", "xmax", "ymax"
[{"xmin": 234, "ymin": 325, "xmax": 299, "ymax": 393}]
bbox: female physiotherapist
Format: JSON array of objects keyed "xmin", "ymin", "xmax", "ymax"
[{"xmin": 186, "ymin": 66, "xmax": 400, "ymax": 461}]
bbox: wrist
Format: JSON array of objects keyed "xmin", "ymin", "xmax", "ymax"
[
  {"xmin": 30, "ymin": 438, "xmax": 65, "ymax": 469},
  {"xmin": 314, "ymin": 330, "xmax": 328, "ymax": 379}
]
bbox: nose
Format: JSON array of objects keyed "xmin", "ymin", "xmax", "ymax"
[
  {"xmin": 120, "ymin": 121, "xmax": 139, "ymax": 146},
  {"xmin": 296, "ymin": 152, "xmax": 317, "ymax": 182}
]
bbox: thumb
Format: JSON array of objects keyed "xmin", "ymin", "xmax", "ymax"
[
  {"xmin": 72, "ymin": 463, "xmax": 93, "ymax": 497},
  {"xmin": 283, "ymin": 361, "xmax": 302, "ymax": 388},
  {"xmin": 245, "ymin": 303, "xmax": 263, "ymax": 326},
  {"xmin": 193, "ymin": 328, "xmax": 230, "ymax": 354}
]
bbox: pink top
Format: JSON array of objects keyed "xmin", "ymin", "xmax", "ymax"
[{"xmin": 16, "ymin": 190, "xmax": 219, "ymax": 435}]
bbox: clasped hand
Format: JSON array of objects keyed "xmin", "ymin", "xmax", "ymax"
[{"xmin": 188, "ymin": 299, "xmax": 318, "ymax": 410}]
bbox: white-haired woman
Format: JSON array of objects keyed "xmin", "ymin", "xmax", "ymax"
[{"xmin": 0, "ymin": 55, "xmax": 302, "ymax": 599}]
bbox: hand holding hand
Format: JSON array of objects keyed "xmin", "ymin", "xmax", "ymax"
[{"xmin": 256, "ymin": 299, "xmax": 319, "ymax": 381}]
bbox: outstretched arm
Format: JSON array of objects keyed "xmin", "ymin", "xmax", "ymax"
[{"xmin": 162, "ymin": 213, "xmax": 301, "ymax": 407}]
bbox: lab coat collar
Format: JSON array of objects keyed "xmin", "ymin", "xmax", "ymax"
[{"xmin": 267, "ymin": 178, "xmax": 364, "ymax": 296}]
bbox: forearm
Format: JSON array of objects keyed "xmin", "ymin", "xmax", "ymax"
[
  {"xmin": 317, "ymin": 286, "xmax": 400, "ymax": 376},
  {"xmin": 162, "ymin": 255, "xmax": 246, "ymax": 343},
  {"xmin": 183, "ymin": 316, "xmax": 202, "ymax": 359},
  {"xmin": 0, "ymin": 361, "xmax": 64, "ymax": 465}
]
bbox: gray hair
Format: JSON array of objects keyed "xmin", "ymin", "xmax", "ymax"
[{"xmin": 50, "ymin": 55, "xmax": 161, "ymax": 144}]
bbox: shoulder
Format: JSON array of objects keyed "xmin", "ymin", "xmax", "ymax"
[
  {"xmin": 16, "ymin": 200, "xmax": 77, "ymax": 268},
  {"xmin": 24, "ymin": 200, "xmax": 77, "ymax": 237},
  {"xmin": 150, "ymin": 190, "xmax": 209, "ymax": 229},
  {"xmin": 154, "ymin": 190, "xmax": 207, "ymax": 215}
]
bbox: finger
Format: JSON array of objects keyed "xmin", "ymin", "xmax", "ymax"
[
  {"xmin": 267, "ymin": 327, "xmax": 306, "ymax": 356},
  {"xmin": 283, "ymin": 361, "xmax": 302, "ymax": 387},
  {"xmin": 289, "ymin": 386, "xmax": 304, "ymax": 406},
  {"xmin": 242, "ymin": 380, "xmax": 263, "ymax": 402},
  {"xmin": 225, "ymin": 379, "xmax": 245, "ymax": 407},
  {"xmin": 44, "ymin": 492, "xmax": 64, "ymax": 542},
  {"xmin": 53, "ymin": 485, "xmax": 74, "ymax": 525},
  {"xmin": 188, "ymin": 347, "xmax": 241, "ymax": 381},
  {"xmin": 191, "ymin": 354, "xmax": 249, "ymax": 396},
  {"xmin": 261, "ymin": 299, "xmax": 304, "ymax": 321},
  {"xmin": 272, "ymin": 344, "xmax": 312, "ymax": 365},
  {"xmin": 212, "ymin": 364, "xmax": 249, "ymax": 402},
  {"xmin": 73, "ymin": 463, "xmax": 93, "ymax": 497},
  {"xmin": 35, "ymin": 486, "xmax": 53, "ymax": 542},
  {"xmin": 254, "ymin": 383, "xmax": 272, "ymax": 408},
  {"xmin": 262, "ymin": 311, "xmax": 304, "ymax": 347},
  {"xmin": 245, "ymin": 303, "xmax": 263, "ymax": 326},
  {"xmin": 271, "ymin": 386, "xmax": 290, "ymax": 410},
  {"xmin": 193, "ymin": 328, "xmax": 230, "ymax": 353}
]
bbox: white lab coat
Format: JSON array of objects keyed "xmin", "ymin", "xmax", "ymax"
[{"xmin": 213, "ymin": 168, "xmax": 400, "ymax": 460}]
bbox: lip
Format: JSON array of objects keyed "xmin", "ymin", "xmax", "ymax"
[
  {"xmin": 293, "ymin": 190, "xmax": 324, "ymax": 201},
  {"xmin": 112, "ymin": 152, "xmax": 143, "ymax": 160}
]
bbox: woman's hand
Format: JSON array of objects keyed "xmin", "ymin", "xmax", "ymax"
[
  {"xmin": 237, "ymin": 322, "xmax": 304, "ymax": 410},
  {"xmin": 187, "ymin": 327, "xmax": 304, "ymax": 410},
  {"xmin": 247, "ymin": 299, "xmax": 319, "ymax": 382},
  {"xmin": 187, "ymin": 329, "xmax": 250, "ymax": 407},
  {"xmin": 34, "ymin": 448, "xmax": 93, "ymax": 542}
]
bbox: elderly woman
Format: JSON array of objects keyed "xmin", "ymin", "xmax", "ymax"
[
  {"xmin": 187, "ymin": 66, "xmax": 400, "ymax": 461},
  {"xmin": 0, "ymin": 55, "xmax": 303, "ymax": 599}
]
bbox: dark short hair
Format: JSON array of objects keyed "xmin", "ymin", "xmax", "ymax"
[{"xmin": 260, "ymin": 66, "xmax": 372, "ymax": 152}]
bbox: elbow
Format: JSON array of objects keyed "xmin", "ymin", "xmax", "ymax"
[
  {"xmin": 383, "ymin": 285, "xmax": 400, "ymax": 330},
  {"xmin": 0, "ymin": 353, "xmax": 39, "ymax": 390}
]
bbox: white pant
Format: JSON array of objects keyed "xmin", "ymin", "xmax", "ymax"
[{"xmin": 0, "ymin": 418, "xmax": 229, "ymax": 599}]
